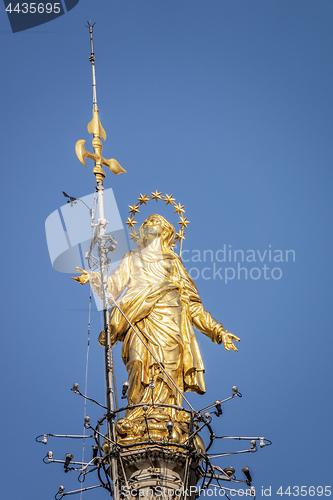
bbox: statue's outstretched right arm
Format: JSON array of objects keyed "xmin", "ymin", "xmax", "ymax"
[{"xmin": 71, "ymin": 252, "xmax": 131, "ymax": 301}]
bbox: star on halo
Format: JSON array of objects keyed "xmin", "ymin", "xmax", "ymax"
[
  {"xmin": 178, "ymin": 216, "xmax": 190, "ymax": 228},
  {"xmin": 129, "ymin": 230, "xmax": 140, "ymax": 241},
  {"xmin": 173, "ymin": 203, "xmax": 185, "ymax": 215},
  {"xmin": 128, "ymin": 203, "xmax": 140, "ymax": 215},
  {"xmin": 175, "ymin": 229, "xmax": 185, "ymax": 242},
  {"xmin": 151, "ymin": 190, "xmax": 162, "ymax": 202},
  {"xmin": 163, "ymin": 194, "xmax": 175, "ymax": 205},
  {"xmin": 125, "ymin": 217, "xmax": 138, "ymax": 228},
  {"xmin": 137, "ymin": 193, "xmax": 151, "ymax": 205}
]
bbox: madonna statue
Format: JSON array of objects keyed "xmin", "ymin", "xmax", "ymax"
[{"xmin": 74, "ymin": 214, "xmax": 239, "ymax": 445}]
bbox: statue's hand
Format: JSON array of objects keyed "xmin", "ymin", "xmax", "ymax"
[
  {"xmin": 71, "ymin": 267, "xmax": 90, "ymax": 285},
  {"xmin": 218, "ymin": 330, "xmax": 241, "ymax": 351}
]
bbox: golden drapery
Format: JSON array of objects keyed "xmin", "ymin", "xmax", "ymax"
[{"xmin": 92, "ymin": 245, "xmax": 224, "ymax": 412}]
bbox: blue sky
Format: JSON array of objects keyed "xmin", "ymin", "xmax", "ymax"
[{"xmin": 1, "ymin": 1, "xmax": 332, "ymax": 498}]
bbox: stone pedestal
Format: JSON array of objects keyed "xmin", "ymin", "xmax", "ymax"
[{"xmin": 117, "ymin": 446, "xmax": 202, "ymax": 500}]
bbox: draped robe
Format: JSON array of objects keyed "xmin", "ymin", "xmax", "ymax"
[{"xmin": 92, "ymin": 247, "xmax": 223, "ymax": 409}]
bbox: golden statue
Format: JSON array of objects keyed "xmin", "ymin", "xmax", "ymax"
[{"xmin": 73, "ymin": 213, "xmax": 240, "ymax": 446}]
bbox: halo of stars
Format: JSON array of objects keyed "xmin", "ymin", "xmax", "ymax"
[{"xmin": 126, "ymin": 190, "xmax": 190, "ymax": 251}]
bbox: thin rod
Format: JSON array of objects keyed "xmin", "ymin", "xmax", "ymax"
[
  {"xmin": 36, "ymin": 434, "xmax": 94, "ymax": 441},
  {"xmin": 48, "ymin": 459, "xmax": 96, "ymax": 467},
  {"xmin": 86, "ymin": 21, "xmax": 98, "ymax": 110},
  {"xmin": 180, "ymin": 237, "xmax": 184, "ymax": 258},
  {"xmin": 198, "ymin": 395, "xmax": 236, "ymax": 413},
  {"xmin": 89, "ymin": 425, "xmax": 117, "ymax": 447},
  {"xmin": 118, "ymin": 454, "xmax": 130, "ymax": 489},
  {"xmin": 61, "ymin": 484, "xmax": 102, "ymax": 496},
  {"xmin": 80, "ymin": 291, "xmax": 92, "ymax": 500},
  {"xmin": 213, "ymin": 436, "xmax": 268, "ymax": 441},
  {"xmin": 96, "ymin": 183, "xmax": 119, "ymax": 499},
  {"xmin": 182, "ymin": 422, "xmax": 208, "ymax": 445},
  {"xmin": 182, "ymin": 456, "xmax": 190, "ymax": 500},
  {"xmin": 208, "ymin": 448, "xmax": 256, "ymax": 459},
  {"xmin": 113, "ymin": 363, "xmax": 119, "ymax": 411}
]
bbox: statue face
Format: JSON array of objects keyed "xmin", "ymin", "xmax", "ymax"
[{"xmin": 141, "ymin": 216, "xmax": 163, "ymax": 243}]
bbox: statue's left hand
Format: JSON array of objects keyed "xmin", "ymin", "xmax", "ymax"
[{"xmin": 218, "ymin": 330, "xmax": 241, "ymax": 351}]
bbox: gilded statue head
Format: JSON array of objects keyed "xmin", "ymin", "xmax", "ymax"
[{"xmin": 139, "ymin": 214, "xmax": 175, "ymax": 252}]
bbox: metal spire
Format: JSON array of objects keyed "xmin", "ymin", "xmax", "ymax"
[
  {"xmin": 75, "ymin": 22, "xmax": 126, "ymax": 184},
  {"xmin": 86, "ymin": 21, "xmax": 98, "ymax": 110}
]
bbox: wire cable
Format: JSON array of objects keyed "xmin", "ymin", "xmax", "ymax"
[{"xmin": 80, "ymin": 290, "xmax": 92, "ymax": 500}]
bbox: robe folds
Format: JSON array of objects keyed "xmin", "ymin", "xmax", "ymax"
[{"xmin": 92, "ymin": 247, "xmax": 224, "ymax": 407}]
